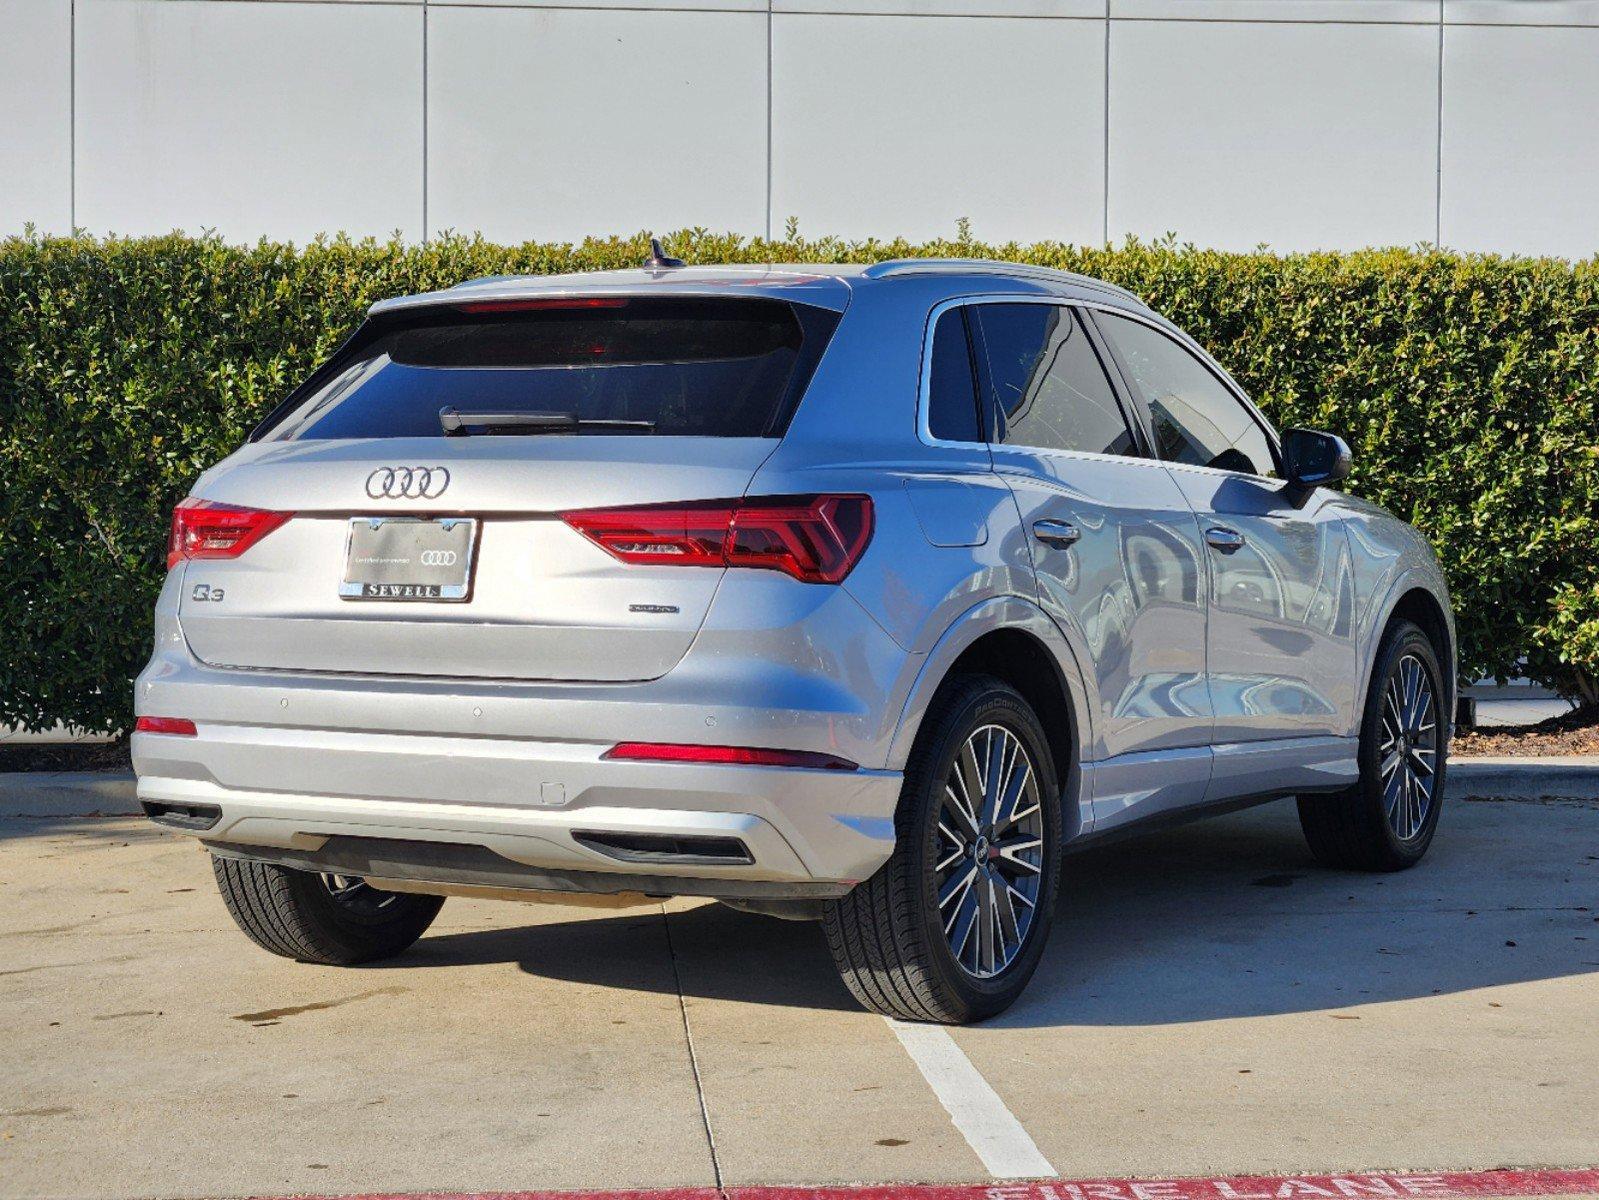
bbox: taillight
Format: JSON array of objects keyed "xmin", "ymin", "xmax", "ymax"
[
  {"xmin": 563, "ymin": 495, "xmax": 872, "ymax": 584},
  {"xmin": 167, "ymin": 498, "xmax": 291, "ymax": 570},
  {"xmin": 603, "ymin": 742, "xmax": 858, "ymax": 771},
  {"xmin": 134, "ymin": 716, "xmax": 197, "ymax": 737}
]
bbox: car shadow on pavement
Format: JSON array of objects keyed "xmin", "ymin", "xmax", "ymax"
[
  {"xmin": 395, "ymin": 796, "xmax": 1599, "ymax": 1026},
  {"xmin": 407, "ymin": 897, "xmax": 862, "ymax": 1011}
]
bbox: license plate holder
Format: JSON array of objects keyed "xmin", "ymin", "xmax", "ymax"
[{"xmin": 339, "ymin": 517, "xmax": 477, "ymax": 602}]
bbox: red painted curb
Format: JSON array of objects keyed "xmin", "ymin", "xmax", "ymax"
[
  {"xmin": 740, "ymin": 1173, "xmax": 1599, "ymax": 1200},
  {"xmin": 250, "ymin": 1167, "xmax": 1599, "ymax": 1200}
]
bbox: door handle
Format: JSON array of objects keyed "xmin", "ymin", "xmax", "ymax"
[
  {"xmin": 1205, "ymin": 526, "xmax": 1246, "ymax": 553},
  {"xmin": 1033, "ymin": 519, "xmax": 1082, "ymax": 548}
]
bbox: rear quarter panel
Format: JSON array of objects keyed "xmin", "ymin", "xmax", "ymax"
[{"xmin": 752, "ymin": 276, "xmax": 1095, "ymax": 791}]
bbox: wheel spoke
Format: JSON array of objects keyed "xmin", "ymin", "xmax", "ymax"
[
  {"xmin": 1005, "ymin": 883, "xmax": 1036, "ymax": 912},
  {"xmin": 943, "ymin": 785, "xmax": 980, "ymax": 840},
  {"xmin": 994, "ymin": 835, "xmax": 1043, "ymax": 876},
  {"xmin": 975, "ymin": 876, "xmax": 997, "ymax": 975},
  {"xmin": 947, "ymin": 887, "xmax": 980, "ymax": 965},
  {"xmin": 1384, "ymin": 764, "xmax": 1404, "ymax": 824},
  {"xmin": 1004, "ymin": 800, "xmax": 1041, "ymax": 829},
  {"xmin": 957, "ymin": 743, "xmax": 985, "ymax": 821},
  {"xmin": 939, "ymin": 864, "xmax": 977, "ymax": 914},
  {"xmin": 983, "ymin": 731, "xmax": 1010, "ymax": 828},
  {"xmin": 993, "ymin": 878, "xmax": 1022, "ymax": 947},
  {"xmin": 1411, "ymin": 684, "xmax": 1432, "ymax": 736},
  {"xmin": 998, "ymin": 760, "xmax": 1034, "ymax": 832},
  {"xmin": 1386, "ymin": 684, "xmax": 1405, "ymax": 737}
]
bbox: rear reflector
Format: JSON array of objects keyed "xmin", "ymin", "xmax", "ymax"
[
  {"xmin": 134, "ymin": 716, "xmax": 197, "ymax": 737},
  {"xmin": 603, "ymin": 742, "xmax": 858, "ymax": 771},
  {"xmin": 564, "ymin": 494, "xmax": 872, "ymax": 584},
  {"xmin": 168, "ymin": 498, "xmax": 291, "ymax": 570}
]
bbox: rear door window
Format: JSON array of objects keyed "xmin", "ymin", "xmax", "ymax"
[
  {"xmin": 258, "ymin": 297, "xmax": 837, "ymax": 441},
  {"xmin": 972, "ymin": 303, "xmax": 1138, "ymax": 457}
]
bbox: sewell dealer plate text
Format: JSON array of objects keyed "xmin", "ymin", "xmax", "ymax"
[{"xmin": 339, "ymin": 517, "xmax": 477, "ymax": 601}]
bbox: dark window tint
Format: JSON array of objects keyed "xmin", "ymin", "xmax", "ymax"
[
  {"xmin": 974, "ymin": 304, "xmax": 1136, "ymax": 457},
  {"xmin": 1096, "ymin": 312, "xmax": 1277, "ymax": 477},
  {"xmin": 259, "ymin": 297, "xmax": 831, "ymax": 441},
  {"xmin": 927, "ymin": 307, "xmax": 982, "ymax": 442}
]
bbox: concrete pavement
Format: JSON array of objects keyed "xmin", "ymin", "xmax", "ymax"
[{"xmin": 2, "ymin": 766, "xmax": 1595, "ymax": 1200}]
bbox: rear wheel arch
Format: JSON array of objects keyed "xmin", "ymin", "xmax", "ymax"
[
  {"xmin": 887, "ymin": 604, "xmax": 1091, "ymax": 839},
  {"xmin": 940, "ymin": 629, "xmax": 1077, "ymax": 794}
]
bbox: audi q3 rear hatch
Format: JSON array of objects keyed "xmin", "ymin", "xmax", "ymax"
[{"xmin": 174, "ymin": 292, "xmax": 841, "ymax": 682}]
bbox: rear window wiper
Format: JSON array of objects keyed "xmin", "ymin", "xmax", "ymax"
[{"xmin": 439, "ymin": 407, "xmax": 656, "ymax": 436}]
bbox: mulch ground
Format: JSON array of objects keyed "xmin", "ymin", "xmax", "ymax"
[
  {"xmin": 1454, "ymin": 703, "xmax": 1599, "ymax": 757},
  {"xmin": 0, "ymin": 738, "xmax": 132, "ymax": 774}
]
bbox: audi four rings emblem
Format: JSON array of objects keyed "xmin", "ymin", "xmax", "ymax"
[
  {"xmin": 419, "ymin": 550, "xmax": 458, "ymax": 567},
  {"xmin": 366, "ymin": 466, "xmax": 450, "ymax": 500}
]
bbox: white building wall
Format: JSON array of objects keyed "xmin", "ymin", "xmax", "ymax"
[{"xmin": 3, "ymin": 0, "xmax": 1597, "ymax": 257}]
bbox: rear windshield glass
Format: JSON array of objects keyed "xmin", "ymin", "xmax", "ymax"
[{"xmin": 257, "ymin": 297, "xmax": 836, "ymax": 441}]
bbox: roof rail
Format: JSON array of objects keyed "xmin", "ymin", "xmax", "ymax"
[{"xmin": 861, "ymin": 258, "xmax": 1144, "ymax": 306}]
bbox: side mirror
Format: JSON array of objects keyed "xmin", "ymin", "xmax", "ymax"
[{"xmin": 1282, "ymin": 428, "xmax": 1352, "ymax": 493}]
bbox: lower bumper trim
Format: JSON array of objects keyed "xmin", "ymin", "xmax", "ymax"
[{"xmin": 204, "ymin": 836, "xmax": 854, "ymax": 901}]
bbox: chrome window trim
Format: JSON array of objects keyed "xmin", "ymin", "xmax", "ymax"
[
  {"xmin": 916, "ymin": 296, "xmax": 989, "ymax": 452},
  {"xmin": 915, "ymin": 293, "xmax": 1148, "ymax": 464}
]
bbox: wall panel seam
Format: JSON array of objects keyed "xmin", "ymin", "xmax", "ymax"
[
  {"xmin": 70, "ymin": 0, "xmax": 77, "ymax": 231},
  {"xmin": 1101, "ymin": 3, "xmax": 1109, "ymax": 246},
  {"xmin": 1434, "ymin": 0, "xmax": 1443, "ymax": 247},
  {"xmin": 767, "ymin": 10, "xmax": 1107, "ymax": 19},
  {"xmin": 422, "ymin": 0, "xmax": 429, "ymax": 242},
  {"xmin": 766, "ymin": 0, "xmax": 773, "ymax": 240},
  {"xmin": 420, "ymin": 2, "xmax": 768, "ymax": 11},
  {"xmin": 1107, "ymin": 16, "xmax": 1439, "ymax": 25}
]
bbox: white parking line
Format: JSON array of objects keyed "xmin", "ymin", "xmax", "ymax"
[{"xmin": 886, "ymin": 1017, "xmax": 1056, "ymax": 1180}]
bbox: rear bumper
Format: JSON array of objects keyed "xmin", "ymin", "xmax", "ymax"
[
  {"xmin": 133, "ymin": 718, "xmax": 903, "ymax": 897},
  {"xmin": 133, "ymin": 560, "xmax": 914, "ymax": 896}
]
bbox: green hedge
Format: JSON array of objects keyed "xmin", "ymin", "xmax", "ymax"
[{"xmin": 3, "ymin": 229, "xmax": 1597, "ymax": 734}]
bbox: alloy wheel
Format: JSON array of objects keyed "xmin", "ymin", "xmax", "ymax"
[
  {"xmin": 935, "ymin": 724, "xmax": 1046, "ymax": 979},
  {"xmin": 1379, "ymin": 653, "xmax": 1438, "ymax": 841}
]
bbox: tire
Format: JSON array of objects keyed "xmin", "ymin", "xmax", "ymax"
[
  {"xmin": 1297, "ymin": 619, "xmax": 1449, "ymax": 871},
  {"xmin": 823, "ymin": 675, "xmax": 1062, "ymax": 1023},
  {"xmin": 211, "ymin": 855, "xmax": 444, "ymax": 965}
]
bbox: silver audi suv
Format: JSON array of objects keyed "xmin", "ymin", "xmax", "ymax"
[{"xmin": 134, "ymin": 255, "xmax": 1454, "ymax": 1022}]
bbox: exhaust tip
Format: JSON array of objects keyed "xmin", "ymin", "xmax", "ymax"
[
  {"xmin": 572, "ymin": 830, "xmax": 753, "ymax": 867},
  {"xmin": 141, "ymin": 800, "xmax": 222, "ymax": 831}
]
